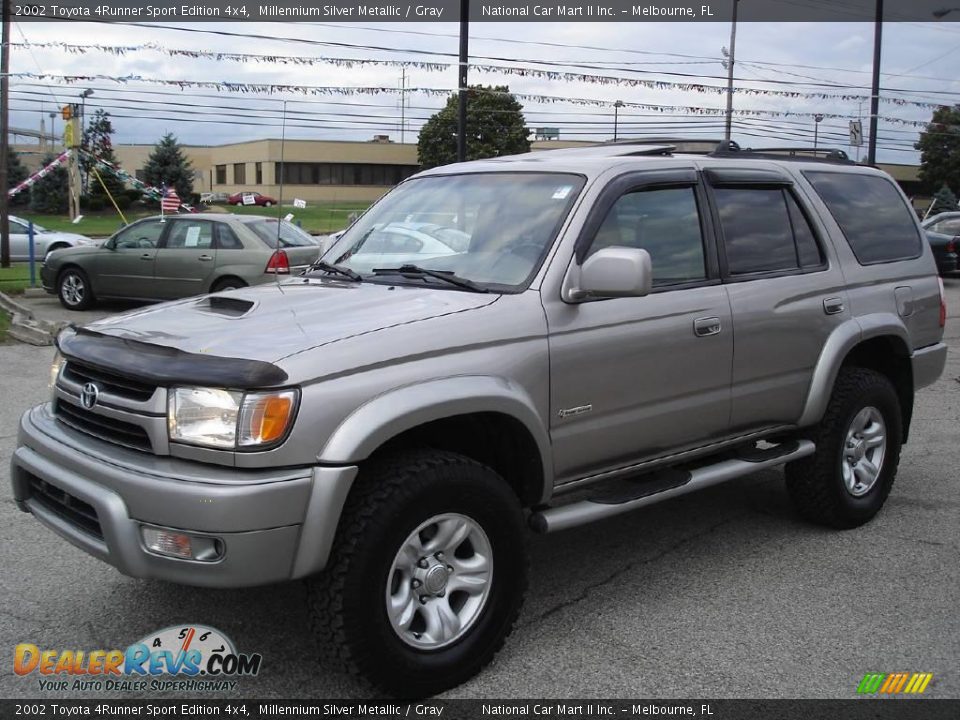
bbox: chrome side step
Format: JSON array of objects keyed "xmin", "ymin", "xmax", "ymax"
[{"xmin": 530, "ymin": 439, "xmax": 815, "ymax": 534}]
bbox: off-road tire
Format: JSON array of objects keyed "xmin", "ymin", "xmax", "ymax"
[
  {"xmin": 57, "ymin": 267, "xmax": 95, "ymax": 311},
  {"xmin": 307, "ymin": 449, "xmax": 527, "ymax": 697},
  {"xmin": 786, "ymin": 367, "xmax": 902, "ymax": 529}
]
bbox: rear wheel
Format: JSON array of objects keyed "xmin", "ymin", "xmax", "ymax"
[
  {"xmin": 44, "ymin": 243, "xmax": 69, "ymax": 260},
  {"xmin": 307, "ymin": 450, "xmax": 527, "ymax": 697},
  {"xmin": 262, "ymin": 201, "xmax": 273, "ymax": 208},
  {"xmin": 57, "ymin": 267, "xmax": 95, "ymax": 311},
  {"xmin": 211, "ymin": 277, "xmax": 247, "ymax": 293},
  {"xmin": 786, "ymin": 367, "xmax": 902, "ymax": 529}
]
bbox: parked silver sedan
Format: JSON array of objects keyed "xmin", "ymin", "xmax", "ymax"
[
  {"xmin": 7, "ymin": 216, "xmax": 96, "ymax": 261},
  {"xmin": 41, "ymin": 213, "xmax": 323, "ymax": 310}
]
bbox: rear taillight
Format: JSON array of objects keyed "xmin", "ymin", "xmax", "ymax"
[
  {"xmin": 947, "ymin": 239, "xmax": 957, "ymax": 254},
  {"xmin": 265, "ymin": 250, "xmax": 290, "ymax": 274},
  {"xmin": 938, "ymin": 276, "xmax": 947, "ymax": 328}
]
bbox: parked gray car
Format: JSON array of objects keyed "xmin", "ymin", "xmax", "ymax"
[
  {"xmin": 40, "ymin": 213, "xmax": 322, "ymax": 309},
  {"xmin": 6, "ymin": 215, "xmax": 96, "ymax": 261},
  {"xmin": 11, "ymin": 142, "xmax": 948, "ymax": 696}
]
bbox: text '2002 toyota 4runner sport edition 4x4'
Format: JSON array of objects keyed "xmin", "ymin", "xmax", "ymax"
[{"xmin": 11, "ymin": 140, "xmax": 948, "ymax": 696}]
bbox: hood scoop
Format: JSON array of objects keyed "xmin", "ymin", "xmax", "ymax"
[{"xmin": 195, "ymin": 295, "xmax": 256, "ymax": 317}]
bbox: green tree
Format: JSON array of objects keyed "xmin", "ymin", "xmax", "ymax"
[
  {"xmin": 81, "ymin": 109, "xmax": 128, "ymax": 209},
  {"xmin": 29, "ymin": 154, "xmax": 69, "ymax": 214},
  {"xmin": 417, "ymin": 85, "xmax": 530, "ymax": 170},
  {"xmin": 929, "ymin": 183, "xmax": 958, "ymax": 215},
  {"xmin": 142, "ymin": 133, "xmax": 194, "ymax": 201},
  {"xmin": 7, "ymin": 147, "xmax": 29, "ymax": 207},
  {"xmin": 915, "ymin": 105, "xmax": 960, "ymax": 195}
]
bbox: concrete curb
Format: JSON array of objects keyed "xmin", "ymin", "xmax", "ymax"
[{"xmin": 0, "ymin": 291, "xmax": 60, "ymax": 346}]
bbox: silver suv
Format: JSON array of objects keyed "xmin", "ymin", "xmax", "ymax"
[{"xmin": 10, "ymin": 142, "xmax": 948, "ymax": 696}]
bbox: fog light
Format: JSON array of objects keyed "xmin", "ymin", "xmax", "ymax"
[{"xmin": 141, "ymin": 526, "xmax": 223, "ymax": 562}]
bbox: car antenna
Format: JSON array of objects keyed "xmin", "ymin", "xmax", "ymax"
[{"xmin": 275, "ymin": 99, "xmax": 287, "ymax": 292}]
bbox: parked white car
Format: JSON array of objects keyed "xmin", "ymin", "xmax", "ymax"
[{"xmin": 7, "ymin": 216, "xmax": 97, "ymax": 261}]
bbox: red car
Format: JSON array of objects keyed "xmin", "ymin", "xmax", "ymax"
[{"xmin": 227, "ymin": 191, "xmax": 278, "ymax": 207}]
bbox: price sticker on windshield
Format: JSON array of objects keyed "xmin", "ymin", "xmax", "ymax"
[{"xmin": 552, "ymin": 186, "xmax": 573, "ymax": 200}]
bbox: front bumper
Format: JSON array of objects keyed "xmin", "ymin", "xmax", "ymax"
[{"xmin": 11, "ymin": 404, "xmax": 357, "ymax": 587}]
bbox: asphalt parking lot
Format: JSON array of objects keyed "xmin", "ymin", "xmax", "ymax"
[{"xmin": 1, "ymin": 280, "xmax": 958, "ymax": 700}]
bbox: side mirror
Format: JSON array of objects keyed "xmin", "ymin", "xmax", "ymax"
[
  {"xmin": 570, "ymin": 247, "xmax": 652, "ymax": 300},
  {"xmin": 104, "ymin": 238, "xmax": 116, "ymax": 250}
]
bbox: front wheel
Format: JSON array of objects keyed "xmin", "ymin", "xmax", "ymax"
[
  {"xmin": 307, "ymin": 450, "xmax": 527, "ymax": 697},
  {"xmin": 786, "ymin": 367, "xmax": 902, "ymax": 529},
  {"xmin": 57, "ymin": 268, "xmax": 95, "ymax": 310}
]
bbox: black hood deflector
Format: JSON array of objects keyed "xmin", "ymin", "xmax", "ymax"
[{"xmin": 57, "ymin": 326, "xmax": 289, "ymax": 389}]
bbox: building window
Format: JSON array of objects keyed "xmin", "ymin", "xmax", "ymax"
[
  {"xmin": 275, "ymin": 162, "xmax": 419, "ymax": 186},
  {"xmin": 255, "ymin": 162, "xmax": 262, "ymax": 185},
  {"xmin": 234, "ymin": 163, "xmax": 246, "ymax": 185},
  {"xmin": 215, "ymin": 165, "xmax": 227, "ymax": 185}
]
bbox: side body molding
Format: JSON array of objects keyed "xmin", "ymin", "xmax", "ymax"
[
  {"xmin": 318, "ymin": 375, "xmax": 554, "ymax": 502},
  {"xmin": 797, "ymin": 313, "xmax": 910, "ymax": 428}
]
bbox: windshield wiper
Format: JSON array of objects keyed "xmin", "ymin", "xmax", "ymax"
[
  {"xmin": 306, "ymin": 260, "xmax": 363, "ymax": 282},
  {"xmin": 371, "ymin": 264, "xmax": 489, "ymax": 293}
]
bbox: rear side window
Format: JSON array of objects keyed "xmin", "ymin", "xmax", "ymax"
[
  {"xmin": 714, "ymin": 188, "xmax": 823, "ymax": 275},
  {"xmin": 804, "ymin": 171, "xmax": 922, "ymax": 264}
]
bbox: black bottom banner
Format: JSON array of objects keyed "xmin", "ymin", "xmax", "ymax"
[{"xmin": 3, "ymin": 699, "xmax": 958, "ymax": 720}]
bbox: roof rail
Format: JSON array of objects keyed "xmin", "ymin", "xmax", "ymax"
[{"xmin": 709, "ymin": 143, "xmax": 854, "ymax": 164}]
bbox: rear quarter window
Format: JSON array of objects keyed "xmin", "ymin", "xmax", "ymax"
[{"xmin": 803, "ymin": 171, "xmax": 922, "ymax": 265}]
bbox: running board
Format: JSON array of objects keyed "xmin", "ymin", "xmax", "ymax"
[{"xmin": 530, "ymin": 439, "xmax": 815, "ymax": 534}]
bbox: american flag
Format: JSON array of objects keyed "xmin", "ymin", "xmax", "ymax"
[{"xmin": 161, "ymin": 186, "xmax": 181, "ymax": 213}]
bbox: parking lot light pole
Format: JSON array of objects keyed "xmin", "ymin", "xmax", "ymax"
[
  {"xmin": 814, "ymin": 114, "xmax": 824, "ymax": 150},
  {"xmin": 1, "ymin": 0, "xmax": 11, "ymax": 269},
  {"xmin": 613, "ymin": 100, "xmax": 624, "ymax": 141}
]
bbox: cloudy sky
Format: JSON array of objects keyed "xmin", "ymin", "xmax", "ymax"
[{"xmin": 7, "ymin": 15, "xmax": 960, "ymax": 164}]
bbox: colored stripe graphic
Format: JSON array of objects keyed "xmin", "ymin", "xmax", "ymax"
[{"xmin": 858, "ymin": 672, "xmax": 933, "ymax": 694}]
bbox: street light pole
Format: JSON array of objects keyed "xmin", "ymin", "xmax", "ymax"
[
  {"xmin": 867, "ymin": 0, "xmax": 883, "ymax": 166},
  {"xmin": 814, "ymin": 114, "xmax": 824, "ymax": 150},
  {"xmin": 613, "ymin": 100, "xmax": 624, "ymax": 141},
  {"xmin": 723, "ymin": 0, "xmax": 740, "ymax": 143}
]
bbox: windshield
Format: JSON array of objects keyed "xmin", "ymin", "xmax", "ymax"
[
  {"xmin": 247, "ymin": 219, "xmax": 318, "ymax": 248},
  {"xmin": 324, "ymin": 172, "xmax": 585, "ymax": 291}
]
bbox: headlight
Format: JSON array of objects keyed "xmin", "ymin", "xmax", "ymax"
[
  {"xmin": 168, "ymin": 387, "xmax": 298, "ymax": 450},
  {"xmin": 50, "ymin": 351, "xmax": 64, "ymax": 390}
]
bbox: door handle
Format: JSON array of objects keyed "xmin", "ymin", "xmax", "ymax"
[
  {"xmin": 140, "ymin": 253, "xmax": 153, "ymax": 261},
  {"xmin": 693, "ymin": 316, "xmax": 722, "ymax": 337},
  {"xmin": 823, "ymin": 297, "xmax": 845, "ymax": 315},
  {"xmin": 198, "ymin": 255, "xmax": 214, "ymax": 262}
]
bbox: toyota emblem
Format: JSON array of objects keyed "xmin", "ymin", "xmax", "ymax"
[{"xmin": 80, "ymin": 383, "xmax": 100, "ymax": 410}]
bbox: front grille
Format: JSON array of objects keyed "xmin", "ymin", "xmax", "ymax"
[
  {"xmin": 27, "ymin": 474, "xmax": 103, "ymax": 540},
  {"xmin": 55, "ymin": 399, "xmax": 153, "ymax": 452},
  {"xmin": 62, "ymin": 360, "xmax": 157, "ymax": 402}
]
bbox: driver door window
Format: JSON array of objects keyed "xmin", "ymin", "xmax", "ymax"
[
  {"xmin": 586, "ymin": 187, "xmax": 707, "ymax": 288},
  {"xmin": 113, "ymin": 221, "xmax": 165, "ymax": 249}
]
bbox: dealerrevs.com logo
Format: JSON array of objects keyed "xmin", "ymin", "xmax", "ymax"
[
  {"xmin": 14, "ymin": 625, "xmax": 262, "ymax": 692},
  {"xmin": 857, "ymin": 672, "xmax": 934, "ymax": 695}
]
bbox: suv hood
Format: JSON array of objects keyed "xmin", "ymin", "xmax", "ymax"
[{"xmin": 83, "ymin": 279, "xmax": 499, "ymax": 364}]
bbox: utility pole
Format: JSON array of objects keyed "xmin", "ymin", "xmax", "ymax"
[
  {"xmin": 867, "ymin": 0, "xmax": 883, "ymax": 166},
  {"xmin": 399, "ymin": 68, "xmax": 407, "ymax": 144},
  {"xmin": 1, "ymin": 0, "xmax": 12, "ymax": 269},
  {"xmin": 723, "ymin": 0, "xmax": 739, "ymax": 143},
  {"xmin": 457, "ymin": 0, "xmax": 469, "ymax": 163}
]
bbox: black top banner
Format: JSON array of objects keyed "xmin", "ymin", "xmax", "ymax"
[{"xmin": 11, "ymin": 0, "xmax": 960, "ymax": 22}]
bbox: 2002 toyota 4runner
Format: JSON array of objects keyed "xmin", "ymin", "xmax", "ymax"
[{"xmin": 11, "ymin": 141, "xmax": 948, "ymax": 696}]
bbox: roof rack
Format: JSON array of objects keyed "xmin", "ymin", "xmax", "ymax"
[{"xmin": 709, "ymin": 141, "xmax": 854, "ymax": 164}]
